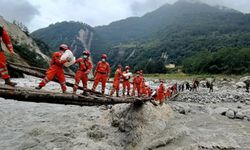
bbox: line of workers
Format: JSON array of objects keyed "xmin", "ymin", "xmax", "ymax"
[
  {"xmin": 33, "ymin": 44, "xmax": 177, "ymax": 104},
  {"xmin": 0, "ymin": 26, "xmax": 175, "ymax": 104}
]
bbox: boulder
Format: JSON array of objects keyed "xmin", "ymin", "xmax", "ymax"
[
  {"xmin": 214, "ymin": 107, "xmax": 229, "ymax": 115},
  {"xmin": 240, "ymin": 76, "xmax": 250, "ymax": 82},
  {"xmin": 235, "ymin": 111, "xmax": 244, "ymax": 120},
  {"xmin": 236, "ymin": 82, "xmax": 245, "ymax": 88},
  {"xmin": 226, "ymin": 110, "xmax": 235, "ymax": 119}
]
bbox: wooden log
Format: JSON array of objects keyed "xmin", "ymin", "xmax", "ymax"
[
  {"xmin": 168, "ymin": 93, "xmax": 180, "ymax": 101},
  {"xmin": 0, "ymin": 84, "xmax": 153, "ymax": 106}
]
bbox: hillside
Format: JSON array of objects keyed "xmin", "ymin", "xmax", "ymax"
[
  {"xmin": 31, "ymin": 0, "xmax": 250, "ymax": 74},
  {"xmin": 31, "ymin": 21, "xmax": 94, "ymax": 58},
  {"xmin": 0, "ymin": 16, "xmax": 49, "ymax": 70}
]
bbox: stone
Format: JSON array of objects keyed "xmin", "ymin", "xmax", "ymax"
[
  {"xmin": 214, "ymin": 107, "xmax": 229, "ymax": 115},
  {"xmin": 235, "ymin": 111, "xmax": 244, "ymax": 120},
  {"xmin": 240, "ymin": 76, "xmax": 250, "ymax": 82},
  {"xmin": 245, "ymin": 101, "xmax": 250, "ymax": 105},
  {"xmin": 236, "ymin": 82, "xmax": 246, "ymax": 88},
  {"xmin": 226, "ymin": 110, "xmax": 235, "ymax": 119}
]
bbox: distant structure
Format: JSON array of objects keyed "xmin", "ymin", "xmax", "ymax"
[{"xmin": 165, "ymin": 64, "xmax": 176, "ymax": 69}]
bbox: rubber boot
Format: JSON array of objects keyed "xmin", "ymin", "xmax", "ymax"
[
  {"xmin": 110, "ymin": 89, "xmax": 114, "ymax": 96},
  {"xmin": 5, "ymin": 78, "xmax": 17, "ymax": 87},
  {"xmin": 81, "ymin": 90, "xmax": 89, "ymax": 96},
  {"xmin": 35, "ymin": 86, "xmax": 42, "ymax": 90},
  {"xmin": 63, "ymin": 90, "xmax": 68, "ymax": 94}
]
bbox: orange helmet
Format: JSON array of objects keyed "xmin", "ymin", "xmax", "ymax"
[
  {"xmin": 59, "ymin": 44, "xmax": 69, "ymax": 51},
  {"xmin": 83, "ymin": 50, "xmax": 91, "ymax": 56},
  {"xmin": 101, "ymin": 54, "xmax": 107, "ymax": 59}
]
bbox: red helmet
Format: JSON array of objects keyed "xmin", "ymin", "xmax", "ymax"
[
  {"xmin": 83, "ymin": 50, "xmax": 90, "ymax": 56},
  {"xmin": 125, "ymin": 66, "xmax": 130, "ymax": 70},
  {"xmin": 59, "ymin": 44, "xmax": 69, "ymax": 51},
  {"xmin": 101, "ymin": 54, "xmax": 107, "ymax": 59}
]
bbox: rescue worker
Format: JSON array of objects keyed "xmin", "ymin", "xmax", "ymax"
[
  {"xmin": 140, "ymin": 78, "xmax": 146, "ymax": 97},
  {"xmin": 173, "ymin": 83, "xmax": 177, "ymax": 94},
  {"xmin": 186, "ymin": 82, "xmax": 190, "ymax": 91},
  {"xmin": 165, "ymin": 87, "xmax": 172, "ymax": 99},
  {"xmin": 110, "ymin": 65, "xmax": 123, "ymax": 97},
  {"xmin": 139, "ymin": 70, "xmax": 144, "ymax": 81},
  {"xmin": 0, "ymin": 26, "xmax": 17, "ymax": 86},
  {"xmin": 122, "ymin": 66, "xmax": 131, "ymax": 96},
  {"xmin": 92, "ymin": 54, "xmax": 110, "ymax": 95},
  {"xmin": 36, "ymin": 44, "xmax": 70, "ymax": 93},
  {"xmin": 206, "ymin": 81, "xmax": 213, "ymax": 93},
  {"xmin": 192, "ymin": 79, "xmax": 199, "ymax": 92},
  {"xmin": 181, "ymin": 84, "xmax": 185, "ymax": 92},
  {"xmin": 144, "ymin": 85, "xmax": 152, "ymax": 97},
  {"xmin": 131, "ymin": 71, "xmax": 142, "ymax": 97},
  {"xmin": 155, "ymin": 80, "xmax": 166, "ymax": 105},
  {"xmin": 244, "ymin": 80, "xmax": 250, "ymax": 93},
  {"xmin": 139, "ymin": 70, "xmax": 146, "ymax": 96},
  {"xmin": 73, "ymin": 50, "xmax": 92, "ymax": 95}
]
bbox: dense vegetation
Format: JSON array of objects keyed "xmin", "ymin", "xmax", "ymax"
[
  {"xmin": 31, "ymin": 0, "xmax": 250, "ymax": 74},
  {"xmin": 13, "ymin": 44, "xmax": 49, "ymax": 68},
  {"xmin": 33, "ymin": 38, "xmax": 52, "ymax": 56},
  {"xmin": 183, "ymin": 48, "xmax": 250, "ymax": 74}
]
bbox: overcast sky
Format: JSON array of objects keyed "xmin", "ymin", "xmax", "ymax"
[{"xmin": 0, "ymin": 0, "xmax": 250, "ymax": 32}]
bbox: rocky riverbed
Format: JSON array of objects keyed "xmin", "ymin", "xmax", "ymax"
[{"xmin": 0, "ymin": 75, "xmax": 250, "ymax": 150}]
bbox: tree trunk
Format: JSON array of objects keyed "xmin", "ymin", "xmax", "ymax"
[{"xmin": 0, "ymin": 84, "xmax": 152, "ymax": 106}]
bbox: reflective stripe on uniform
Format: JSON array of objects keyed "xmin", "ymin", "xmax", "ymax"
[
  {"xmin": 1, "ymin": 71, "xmax": 8, "ymax": 75},
  {"xmin": 0, "ymin": 68, "xmax": 6, "ymax": 71},
  {"xmin": 42, "ymin": 77, "xmax": 50, "ymax": 84}
]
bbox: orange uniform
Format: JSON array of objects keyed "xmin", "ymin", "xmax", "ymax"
[
  {"xmin": 122, "ymin": 70, "xmax": 131, "ymax": 96},
  {"xmin": 173, "ymin": 83, "xmax": 177, "ymax": 94},
  {"xmin": 92, "ymin": 61, "xmax": 110, "ymax": 94},
  {"xmin": 110, "ymin": 67, "xmax": 122, "ymax": 96},
  {"xmin": 131, "ymin": 75, "xmax": 142, "ymax": 97},
  {"xmin": 140, "ymin": 80, "xmax": 146, "ymax": 96},
  {"xmin": 73, "ymin": 58, "xmax": 92, "ymax": 93},
  {"xmin": 165, "ymin": 88, "xmax": 172, "ymax": 98},
  {"xmin": 143, "ymin": 85, "xmax": 151, "ymax": 97},
  {"xmin": 156, "ymin": 83, "xmax": 166, "ymax": 104},
  {"xmin": 38, "ymin": 51, "xmax": 67, "ymax": 92},
  {"xmin": 0, "ymin": 27, "xmax": 14, "ymax": 80}
]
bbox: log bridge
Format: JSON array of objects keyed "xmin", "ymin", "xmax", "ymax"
[
  {"xmin": 0, "ymin": 62, "xmax": 155, "ymax": 106},
  {"xmin": 0, "ymin": 84, "xmax": 153, "ymax": 106}
]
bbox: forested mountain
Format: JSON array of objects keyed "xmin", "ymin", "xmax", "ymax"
[
  {"xmin": 31, "ymin": 0, "xmax": 250, "ymax": 74},
  {"xmin": 32, "ymin": 21, "xmax": 94, "ymax": 57}
]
